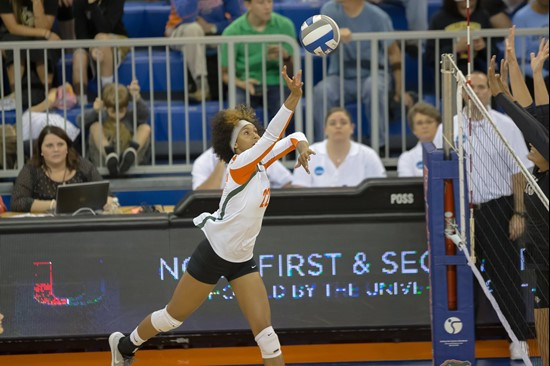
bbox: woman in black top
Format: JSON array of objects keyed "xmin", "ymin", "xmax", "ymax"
[
  {"xmin": 0, "ymin": 0, "xmax": 60, "ymax": 93},
  {"xmin": 11, "ymin": 125, "xmax": 113, "ymax": 213},
  {"xmin": 425, "ymin": 0, "xmax": 498, "ymax": 75}
]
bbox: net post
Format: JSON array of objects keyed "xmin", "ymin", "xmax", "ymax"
[
  {"xmin": 442, "ymin": 54, "xmax": 454, "ymax": 161},
  {"xmin": 423, "ymin": 54, "xmax": 475, "ymax": 366}
]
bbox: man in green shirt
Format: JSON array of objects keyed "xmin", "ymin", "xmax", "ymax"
[{"xmin": 221, "ymin": 0, "xmax": 296, "ymax": 121}]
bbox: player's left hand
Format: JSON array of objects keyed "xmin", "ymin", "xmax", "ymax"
[
  {"xmin": 295, "ymin": 141, "xmax": 315, "ymax": 174},
  {"xmin": 509, "ymin": 213, "xmax": 525, "ymax": 241}
]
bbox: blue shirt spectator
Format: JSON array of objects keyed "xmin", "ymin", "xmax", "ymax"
[{"xmin": 512, "ymin": 0, "xmax": 549, "ymax": 79}]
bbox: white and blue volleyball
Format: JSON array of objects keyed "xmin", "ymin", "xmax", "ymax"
[{"xmin": 300, "ymin": 15, "xmax": 340, "ymax": 57}]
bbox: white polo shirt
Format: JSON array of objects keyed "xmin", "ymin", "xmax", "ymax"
[
  {"xmin": 397, "ymin": 142, "xmax": 424, "ymax": 177},
  {"xmin": 292, "ymin": 140, "xmax": 386, "ymax": 187},
  {"xmin": 192, "ymin": 147, "xmax": 293, "ymax": 190},
  {"xmin": 433, "ymin": 109, "xmax": 533, "ymax": 204}
]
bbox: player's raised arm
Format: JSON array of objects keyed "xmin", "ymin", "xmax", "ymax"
[
  {"xmin": 230, "ymin": 66, "xmax": 303, "ymax": 174},
  {"xmin": 282, "ymin": 65, "xmax": 303, "ymax": 112}
]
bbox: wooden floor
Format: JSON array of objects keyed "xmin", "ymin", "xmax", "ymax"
[{"xmin": 0, "ymin": 340, "xmax": 540, "ymax": 365}]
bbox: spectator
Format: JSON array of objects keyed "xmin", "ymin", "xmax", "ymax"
[
  {"xmin": 0, "ymin": 0, "xmax": 60, "ymax": 93},
  {"xmin": 503, "ymin": 0, "xmax": 529, "ymax": 14},
  {"xmin": 513, "ymin": 0, "xmax": 549, "ymax": 94},
  {"xmin": 221, "ymin": 0, "xmax": 296, "ymax": 122},
  {"xmin": 23, "ymin": 84, "xmax": 80, "ymax": 143},
  {"xmin": 72, "ymin": 0, "xmax": 127, "ymax": 105},
  {"xmin": 292, "ymin": 107, "xmax": 386, "ymax": 187},
  {"xmin": 165, "ymin": 0, "xmax": 243, "ymax": 102},
  {"xmin": 0, "ymin": 124, "xmax": 16, "ymax": 170},
  {"xmin": 192, "ymin": 146, "xmax": 292, "ymax": 190},
  {"xmin": 313, "ymin": 0, "xmax": 403, "ymax": 145},
  {"xmin": 367, "ymin": 0, "xmax": 428, "ymax": 32},
  {"xmin": 426, "ymin": 0, "xmax": 497, "ymax": 75},
  {"xmin": 482, "ymin": 0, "xmax": 513, "ymax": 29},
  {"xmin": 10, "ymin": 125, "xmax": 115, "ymax": 213},
  {"xmin": 77, "ymin": 80, "xmax": 151, "ymax": 177},
  {"xmin": 397, "ymin": 102, "xmax": 440, "ymax": 177}
]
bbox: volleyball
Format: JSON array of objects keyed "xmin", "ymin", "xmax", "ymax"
[{"xmin": 300, "ymin": 15, "xmax": 341, "ymax": 57}]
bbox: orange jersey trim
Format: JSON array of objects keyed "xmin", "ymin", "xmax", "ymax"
[
  {"xmin": 230, "ymin": 112, "xmax": 294, "ymax": 185},
  {"xmin": 263, "ymin": 137, "xmax": 299, "ymax": 169}
]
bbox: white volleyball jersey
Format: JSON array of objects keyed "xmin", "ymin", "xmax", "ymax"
[
  {"xmin": 191, "ymin": 147, "xmax": 293, "ymax": 189},
  {"xmin": 397, "ymin": 142, "xmax": 424, "ymax": 177},
  {"xmin": 193, "ymin": 105, "xmax": 307, "ymax": 262},
  {"xmin": 291, "ymin": 140, "xmax": 386, "ymax": 187}
]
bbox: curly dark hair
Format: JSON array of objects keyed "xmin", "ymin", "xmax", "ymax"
[
  {"xmin": 31, "ymin": 125, "xmax": 80, "ymax": 171},
  {"xmin": 211, "ymin": 105, "xmax": 263, "ymax": 163}
]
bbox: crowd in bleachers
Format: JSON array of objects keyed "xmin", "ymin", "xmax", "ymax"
[{"xmin": 0, "ymin": 0, "xmax": 548, "ymax": 214}]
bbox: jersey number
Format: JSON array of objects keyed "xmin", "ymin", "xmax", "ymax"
[{"xmin": 259, "ymin": 188, "xmax": 271, "ymax": 208}]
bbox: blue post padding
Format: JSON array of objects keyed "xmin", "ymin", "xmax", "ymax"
[{"xmin": 423, "ymin": 142, "xmax": 476, "ymax": 365}]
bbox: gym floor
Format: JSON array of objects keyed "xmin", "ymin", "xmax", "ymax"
[{"xmin": 0, "ymin": 340, "xmax": 540, "ymax": 365}]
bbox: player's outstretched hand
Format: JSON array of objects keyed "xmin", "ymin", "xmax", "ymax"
[
  {"xmin": 488, "ymin": 55, "xmax": 502, "ymax": 97},
  {"xmin": 282, "ymin": 65, "xmax": 303, "ymax": 97},
  {"xmin": 295, "ymin": 141, "xmax": 315, "ymax": 174},
  {"xmin": 530, "ymin": 38, "xmax": 549, "ymax": 75}
]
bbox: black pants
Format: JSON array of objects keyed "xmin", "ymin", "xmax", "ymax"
[{"xmin": 474, "ymin": 195, "xmax": 531, "ymax": 340}]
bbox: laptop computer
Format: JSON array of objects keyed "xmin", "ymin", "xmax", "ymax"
[{"xmin": 55, "ymin": 181, "xmax": 110, "ymax": 215}]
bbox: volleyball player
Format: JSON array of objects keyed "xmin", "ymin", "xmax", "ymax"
[{"xmin": 109, "ymin": 66, "xmax": 313, "ymax": 366}]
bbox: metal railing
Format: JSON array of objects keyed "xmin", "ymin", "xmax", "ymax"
[
  {"xmin": 1, "ymin": 28, "xmax": 547, "ymax": 178},
  {"xmin": 305, "ymin": 27, "xmax": 548, "ymax": 164},
  {"xmin": 0, "ymin": 35, "xmax": 302, "ymax": 177}
]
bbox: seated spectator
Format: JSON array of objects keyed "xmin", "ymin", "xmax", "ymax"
[
  {"xmin": 10, "ymin": 125, "xmax": 114, "ymax": 213},
  {"xmin": 313, "ymin": 0, "xmax": 403, "ymax": 144},
  {"xmin": 368, "ymin": 0, "xmax": 428, "ymax": 56},
  {"xmin": 0, "ymin": 124, "xmax": 16, "ymax": 170},
  {"xmin": 397, "ymin": 102, "xmax": 440, "ymax": 177},
  {"xmin": 0, "ymin": 0, "xmax": 60, "ymax": 93},
  {"xmin": 77, "ymin": 80, "xmax": 151, "ymax": 177},
  {"xmin": 292, "ymin": 107, "xmax": 386, "ymax": 187},
  {"xmin": 192, "ymin": 146, "xmax": 292, "ymax": 190},
  {"xmin": 426, "ymin": 0, "xmax": 498, "ymax": 75},
  {"xmin": 72, "ymin": 0, "xmax": 127, "ymax": 105},
  {"xmin": 23, "ymin": 84, "xmax": 80, "ymax": 143},
  {"xmin": 513, "ymin": 0, "xmax": 549, "ymax": 94},
  {"xmin": 165, "ymin": 0, "xmax": 243, "ymax": 102},
  {"xmin": 221, "ymin": 0, "xmax": 296, "ymax": 121},
  {"xmin": 368, "ymin": 0, "xmax": 427, "ymax": 32}
]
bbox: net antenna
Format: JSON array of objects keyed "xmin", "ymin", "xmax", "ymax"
[{"xmin": 442, "ymin": 53, "xmax": 549, "ymax": 366}]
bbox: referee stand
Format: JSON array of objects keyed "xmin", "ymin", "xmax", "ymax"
[{"xmin": 423, "ymin": 54, "xmax": 475, "ymax": 366}]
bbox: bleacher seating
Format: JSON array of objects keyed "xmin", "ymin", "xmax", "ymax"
[{"xmin": 5, "ymin": 1, "xmax": 444, "ymax": 154}]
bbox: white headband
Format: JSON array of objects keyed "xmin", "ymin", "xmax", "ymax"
[{"xmin": 230, "ymin": 120, "xmax": 253, "ymax": 152}]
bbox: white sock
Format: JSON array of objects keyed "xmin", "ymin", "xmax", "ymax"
[
  {"xmin": 129, "ymin": 328, "xmax": 145, "ymax": 347},
  {"xmin": 101, "ymin": 76, "xmax": 114, "ymax": 86}
]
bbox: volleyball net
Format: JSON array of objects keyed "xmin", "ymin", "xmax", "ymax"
[{"xmin": 440, "ymin": 53, "xmax": 548, "ymax": 365}]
